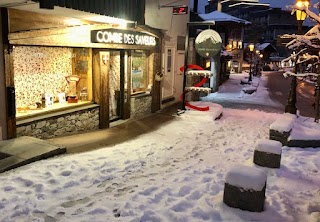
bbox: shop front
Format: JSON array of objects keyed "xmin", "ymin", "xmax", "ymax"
[{"xmin": 4, "ymin": 9, "xmax": 161, "ymax": 139}]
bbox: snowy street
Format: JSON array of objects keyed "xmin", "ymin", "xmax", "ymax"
[{"xmin": 0, "ymin": 73, "xmax": 319, "ymax": 222}]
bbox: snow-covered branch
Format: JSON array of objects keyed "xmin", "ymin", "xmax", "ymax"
[
  {"xmin": 283, "ymin": 25, "xmax": 320, "ymax": 50},
  {"xmin": 283, "ymin": 71, "xmax": 319, "ymax": 78},
  {"xmin": 281, "ymin": 48, "xmax": 308, "ymax": 65},
  {"xmin": 297, "ymin": 54, "xmax": 319, "ymax": 64},
  {"xmin": 281, "ymin": 4, "xmax": 320, "ymax": 50}
]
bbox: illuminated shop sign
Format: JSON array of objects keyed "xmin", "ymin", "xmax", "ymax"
[{"xmin": 91, "ymin": 29, "xmax": 157, "ymax": 47}]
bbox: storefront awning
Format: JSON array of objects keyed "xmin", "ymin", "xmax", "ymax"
[{"xmin": 1, "ymin": 0, "xmax": 134, "ymax": 30}]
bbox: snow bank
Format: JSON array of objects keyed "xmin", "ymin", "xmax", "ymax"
[
  {"xmin": 255, "ymin": 139, "xmax": 282, "ymax": 155},
  {"xmin": 289, "ymin": 121, "xmax": 320, "ymax": 140},
  {"xmin": 270, "ymin": 113, "xmax": 297, "ymax": 132},
  {"xmin": 242, "ymin": 86, "xmax": 257, "ymax": 94},
  {"xmin": 225, "ymin": 165, "xmax": 267, "ymax": 191},
  {"xmin": 187, "ymin": 101, "xmax": 223, "ymax": 120}
]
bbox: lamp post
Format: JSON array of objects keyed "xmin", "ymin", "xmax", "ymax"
[
  {"xmin": 249, "ymin": 44, "xmax": 254, "ymax": 82},
  {"xmin": 285, "ymin": 0, "xmax": 309, "ymax": 114}
]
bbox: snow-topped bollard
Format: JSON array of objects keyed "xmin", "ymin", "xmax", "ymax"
[
  {"xmin": 223, "ymin": 165, "xmax": 267, "ymax": 212},
  {"xmin": 254, "ymin": 139, "xmax": 282, "ymax": 168},
  {"xmin": 269, "ymin": 113, "xmax": 296, "ymax": 146}
]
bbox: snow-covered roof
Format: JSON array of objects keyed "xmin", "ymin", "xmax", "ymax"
[
  {"xmin": 199, "ymin": 11, "xmax": 251, "ymax": 25},
  {"xmin": 256, "ymin": 43, "xmax": 276, "ymax": 51}
]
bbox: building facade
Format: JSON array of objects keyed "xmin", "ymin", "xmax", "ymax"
[
  {"xmin": 145, "ymin": 0, "xmax": 190, "ymax": 109},
  {"xmin": 205, "ymin": 0, "xmax": 312, "ymax": 58},
  {"xmin": 0, "ymin": 1, "xmax": 163, "ymax": 140}
]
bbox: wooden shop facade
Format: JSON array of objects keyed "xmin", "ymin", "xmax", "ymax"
[{"xmin": 1, "ymin": 8, "xmax": 162, "ymax": 139}]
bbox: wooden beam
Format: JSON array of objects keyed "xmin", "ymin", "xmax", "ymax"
[
  {"xmin": 99, "ymin": 51, "xmax": 110, "ymax": 128},
  {"xmin": 9, "ymin": 37, "xmax": 156, "ymax": 50},
  {"xmin": 120, "ymin": 50, "xmax": 125, "ymax": 118},
  {"xmin": 8, "ymin": 8, "xmax": 97, "ymax": 33},
  {"xmin": 151, "ymin": 48, "xmax": 161, "ymax": 113},
  {"xmin": 2, "ymin": 8, "xmax": 16, "ymax": 139},
  {"xmin": 93, "ymin": 50, "xmax": 101, "ymax": 104},
  {"xmin": 8, "ymin": 23, "xmax": 112, "ymax": 40},
  {"xmin": 123, "ymin": 50, "xmax": 131, "ymax": 119}
]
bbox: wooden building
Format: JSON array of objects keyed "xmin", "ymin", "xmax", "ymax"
[{"xmin": 0, "ymin": 3, "xmax": 162, "ymax": 140}]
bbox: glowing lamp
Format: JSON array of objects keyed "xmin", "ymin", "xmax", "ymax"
[
  {"xmin": 295, "ymin": 0, "xmax": 309, "ymax": 21},
  {"xmin": 249, "ymin": 44, "xmax": 254, "ymax": 52}
]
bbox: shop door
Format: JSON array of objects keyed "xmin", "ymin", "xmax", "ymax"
[
  {"xmin": 162, "ymin": 47, "xmax": 175, "ymax": 100},
  {"xmin": 109, "ymin": 51, "xmax": 122, "ymax": 121},
  {"xmin": 174, "ymin": 52, "xmax": 184, "ymax": 101}
]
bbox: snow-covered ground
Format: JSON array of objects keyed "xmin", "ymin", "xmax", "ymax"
[
  {"xmin": 201, "ymin": 72, "xmax": 282, "ymax": 107},
  {"xmin": 0, "ymin": 73, "xmax": 319, "ymax": 222}
]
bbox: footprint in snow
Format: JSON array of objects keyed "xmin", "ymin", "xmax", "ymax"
[
  {"xmin": 178, "ymin": 186, "xmax": 192, "ymax": 197},
  {"xmin": 139, "ymin": 186, "xmax": 158, "ymax": 196},
  {"xmin": 171, "ymin": 200, "xmax": 193, "ymax": 212},
  {"xmin": 61, "ymin": 171, "xmax": 72, "ymax": 176},
  {"xmin": 114, "ymin": 185, "xmax": 138, "ymax": 197},
  {"xmin": 61, "ymin": 197, "xmax": 91, "ymax": 208},
  {"xmin": 224, "ymin": 148, "xmax": 234, "ymax": 153}
]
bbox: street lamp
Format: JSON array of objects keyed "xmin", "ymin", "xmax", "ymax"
[
  {"xmin": 285, "ymin": 0, "xmax": 309, "ymax": 114},
  {"xmin": 249, "ymin": 44, "xmax": 254, "ymax": 82},
  {"xmin": 296, "ymin": 0, "xmax": 309, "ymax": 34}
]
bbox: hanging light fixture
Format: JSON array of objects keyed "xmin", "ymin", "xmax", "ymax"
[{"xmin": 295, "ymin": 0, "xmax": 309, "ymax": 21}]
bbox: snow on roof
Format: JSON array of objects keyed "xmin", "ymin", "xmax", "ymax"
[
  {"xmin": 255, "ymin": 139, "xmax": 282, "ymax": 155},
  {"xmin": 199, "ymin": 11, "xmax": 251, "ymax": 25},
  {"xmin": 257, "ymin": 42, "xmax": 273, "ymax": 50},
  {"xmin": 225, "ymin": 165, "xmax": 267, "ymax": 191}
]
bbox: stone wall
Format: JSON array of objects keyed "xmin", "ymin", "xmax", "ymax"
[
  {"xmin": 130, "ymin": 95, "xmax": 152, "ymax": 119},
  {"xmin": 17, "ymin": 107, "xmax": 99, "ymax": 139}
]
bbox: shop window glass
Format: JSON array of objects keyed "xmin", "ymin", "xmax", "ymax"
[
  {"xmin": 167, "ymin": 49, "xmax": 172, "ymax": 72},
  {"xmin": 131, "ymin": 50, "xmax": 148, "ymax": 94},
  {"xmin": 13, "ymin": 46, "xmax": 93, "ymax": 118}
]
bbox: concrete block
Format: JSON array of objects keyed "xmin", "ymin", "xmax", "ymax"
[
  {"xmin": 254, "ymin": 139, "xmax": 282, "ymax": 168},
  {"xmin": 223, "ymin": 165, "xmax": 267, "ymax": 212}
]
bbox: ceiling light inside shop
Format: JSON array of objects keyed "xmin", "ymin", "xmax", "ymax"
[
  {"xmin": 64, "ymin": 18, "xmax": 83, "ymax": 26},
  {"xmin": 84, "ymin": 15, "xmax": 128, "ymax": 28}
]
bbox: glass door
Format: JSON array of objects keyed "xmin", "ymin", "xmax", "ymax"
[
  {"xmin": 162, "ymin": 47, "xmax": 175, "ymax": 99},
  {"xmin": 109, "ymin": 51, "xmax": 121, "ymax": 121}
]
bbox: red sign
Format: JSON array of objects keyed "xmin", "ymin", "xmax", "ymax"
[{"xmin": 173, "ymin": 6, "xmax": 188, "ymax": 15}]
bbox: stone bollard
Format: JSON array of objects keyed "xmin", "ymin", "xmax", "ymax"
[
  {"xmin": 223, "ymin": 165, "xmax": 267, "ymax": 212},
  {"xmin": 269, "ymin": 113, "xmax": 296, "ymax": 146},
  {"xmin": 254, "ymin": 139, "xmax": 282, "ymax": 168}
]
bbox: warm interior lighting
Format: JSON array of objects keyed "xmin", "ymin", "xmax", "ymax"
[
  {"xmin": 85, "ymin": 15, "xmax": 127, "ymax": 28},
  {"xmin": 65, "ymin": 18, "xmax": 83, "ymax": 26},
  {"xmin": 205, "ymin": 60, "xmax": 211, "ymax": 68},
  {"xmin": 249, "ymin": 44, "xmax": 254, "ymax": 52},
  {"xmin": 227, "ymin": 60, "xmax": 231, "ymax": 68},
  {"xmin": 256, "ymin": 50, "xmax": 260, "ymax": 54},
  {"xmin": 259, "ymin": 54, "xmax": 263, "ymax": 58}
]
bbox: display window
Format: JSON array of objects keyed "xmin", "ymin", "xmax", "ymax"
[
  {"xmin": 13, "ymin": 46, "xmax": 93, "ymax": 118},
  {"xmin": 131, "ymin": 50, "xmax": 149, "ymax": 94}
]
